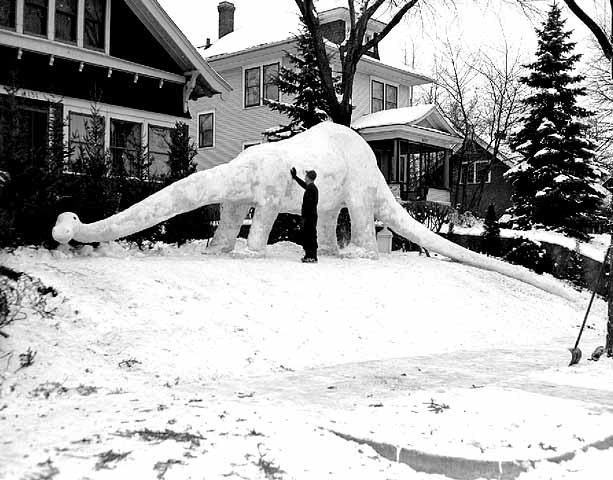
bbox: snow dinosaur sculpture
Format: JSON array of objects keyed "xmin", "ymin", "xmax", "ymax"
[{"xmin": 52, "ymin": 122, "xmax": 571, "ymax": 299}]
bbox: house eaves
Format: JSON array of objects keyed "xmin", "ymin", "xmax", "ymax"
[{"xmin": 126, "ymin": 0, "xmax": 232, "ymax": 97}]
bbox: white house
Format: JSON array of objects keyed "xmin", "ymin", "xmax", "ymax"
[{"xmin": 190, "ymin": 1, "xmax": 462, "ymax": 203}]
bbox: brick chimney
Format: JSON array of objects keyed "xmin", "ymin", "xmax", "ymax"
[{"xmin": 218, "ymin": 1, "xmax": 235, "ymax": 39}]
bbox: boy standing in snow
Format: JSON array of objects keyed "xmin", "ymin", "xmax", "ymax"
[{"xmin": 290, "ymin": 167, "xmax": 318, "ymax": 263}]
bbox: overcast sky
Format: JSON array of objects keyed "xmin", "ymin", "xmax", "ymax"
[{"xmin": 158, "ymin": 0, "xmax": 607, "ymax": 75}]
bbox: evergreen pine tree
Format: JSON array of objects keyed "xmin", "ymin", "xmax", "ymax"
[
  {"xmin": 506, "ymin": 2, "xmax": 604, "ymax": 240},
  {"xmin": 264, "ymin": 22, "xmax": 335, "ymax": 140},
  {"xmin": 482, "ymin": 204, "xmax": 501, "ymax": 256}
]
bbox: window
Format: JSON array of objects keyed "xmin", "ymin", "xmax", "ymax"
[
  {"xmin": 84, "ymin": 0, "xmax": 105, "ymax": 49},
  {"xmin": 385, "ymin": 85, "xmax": 398, "ymax": 110},
  {"xmin": 244, "ymin": 62, "xmax": 280, "ymax": 108},
  {"xmin": 68, "ymin": 112, "xmax": 104, "ymax": 171},
  {"xmin": 461, "ymin": 161, "xmax": 491, "ymax": 184},
  {"xmin": 24, "ymin": 0, "xmax": 48, "ymax": 36},
  {"xmin": 244, "ymin": 66, "xmax": 260, "ymax": 108},
  {"xmin": 263, "ymin": 63, "xmax": 279, "ymax": 102},
  {"xmin": 0, "ymin": 0, "xmax": 16, "ymax": 29},
  {"xmin": 110, "ymin": 119, "xmax": 142, "ymax": 176},
  {"xmin": 198, "ymin": 112, "xmax": 214, "ymax": 148},
  {"xmin": 55, "ymin": 0, "xmax": 77, "ymax": 42},
  {"xmin": 148, "ymin": 125, "xmax": 171, "ymax": 177},
  {"xmin": 371, "ymin": 80, "xmax": 384, "ymax": 113}
]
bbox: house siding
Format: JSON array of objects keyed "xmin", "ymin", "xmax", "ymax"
[
  {"xmin": 450, "ymin": 151, "xmax": 513, "ymax": 217},
  {"xmin": 191, "ymin": 43, "xmax": 425, "ymax": 170},
  {"xmin": 190, "ymin": 53, "xmax": 294, "ymax": 169}
]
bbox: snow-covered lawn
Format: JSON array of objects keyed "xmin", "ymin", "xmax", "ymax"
[{"xmin": 1, "ymin": 240, "xmax": 612, "ymax": 479}]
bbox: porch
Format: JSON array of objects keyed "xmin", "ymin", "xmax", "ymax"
[
  {"xmin": 368, "ymin": 139, "xmax": 451, "ymax": 202},
  {"xmin": 352, "ymin": 104, "xmax": 462, "ymax": 204}
]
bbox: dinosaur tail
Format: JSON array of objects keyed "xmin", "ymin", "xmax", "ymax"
[{"xmin": 374, "ymin": 176, "xmax": 575, "ymax": 301}]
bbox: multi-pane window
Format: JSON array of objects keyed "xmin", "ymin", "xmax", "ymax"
[
  {"xmin": 84, "ymin": 0, "xmax": 105, "ymax": 49},
  {"xmin": 148, "ymin": 125, "xmax": 171, "ymax": 177},
  {"xmin": 461, "ymin": 161, "xmax": 491, "ymax": 184},
  {"xmin": 385, "ymin": 85, "xmax": 398, "ymax": 110},
  {"xmin": 198, "ymin": 112, "xmax": 214, "ymax": 148},
  {"xmin": 371, "ymin": 80, "xmax": 384, "ymax": 113},
  {"xmin": 244, "ymin": 67, "xmax": 260, "ymax": 108},
  {"xmin": 372, "ymin": 80, "xmax": 399, "ymax": 113},
  {"xmin": 244, "ymin": 63, "xmax": 280, "ymax": 108},
  {"xmin": 263, "ymin": 63, "xmax": 279, "ymax": 102},
  {"xmin": 0, "ymin": 0, "xmax": 16, "ymax": 28},
  {"xmin": 24, "ymin": 0, "xmax": 48, "ymax": 36},
  {"xmin": 110, "ymin": 119, "xmax": 142, "ymax": 176},
  {"xmin": 68, "ymin": 112, "xmax": 105, "ymax": 171},
  {"xmin": 55, "ymin": 0, "xmax": 77, "ymax": 42}
]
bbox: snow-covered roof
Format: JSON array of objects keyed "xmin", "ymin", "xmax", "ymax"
[
  {"xmin": 200, "ymin": 10, "xmax": 301, "ymax": 59},
  {"xmin": 352, "ymin": 104, "xmax": 459, "ymax": 136},
  {"xmin": 198, "ymin": 6, "xmax": 431, "ymax": 83}
]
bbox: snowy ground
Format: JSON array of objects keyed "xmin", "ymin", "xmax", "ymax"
[{"xmin": 1, "ymin": 240, "xmax": 613, "ymax": 479}]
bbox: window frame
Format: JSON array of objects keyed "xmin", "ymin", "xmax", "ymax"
[
  {"xmin": 23, "ymin": 0, "xmax": 48, "ymax": 36},
  {"xmin": 67, "ymin": 111, "xmax": 105, "ymax": 172},
  {"xmin": 262, "ymin": 62, "xmax": 280, "ymax": 103},
  {"xmin": 0, "ymin": 0, "xmax": 17, "ymax": 29},
  {"xmin": 110, "ymin": 117, "xmax": 143, "ymax": 177},
  {"xmin": 83, "ymin": 0, "xmax": 106, "ymax": 50},
  {"xmin": 385, "ymin": 84, "xmax": 398, "ymax": 110},
  {"xmin": 198, "ymin": 111, "xmax": 215, "ymax": 149},
  {"xmin": 244, "ymin": 65, "xmax": 261, "ymax": 109},
  {"xmin": 371, "ymin": 79, "xmax": 384, "ymax": 114},
  {"xmin": 147, "ymin": 124, "xmax": 172, "ymax": 178},
  {"xmin": 55, "ymin": 0, "xmax": 78, "ymax": 43},
  {"xmin": 461, "ymin": 160, "xmax": 492, "ymax": 184},
  {"xmin": 371, "ymin": 77, "xmax": 400, "ymax": 113},
  {"xmin": 243, "ymin": 60, "xmax": 281, "ymax": 109}
]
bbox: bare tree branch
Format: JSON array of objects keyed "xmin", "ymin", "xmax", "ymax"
[{"xmin": 561, "ymin": 0, "xmax": 613, "ymax": 60}]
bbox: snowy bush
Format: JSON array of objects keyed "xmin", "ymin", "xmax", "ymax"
[
  {"xmin": 404, "ymin": 201, "xmax": 453, "ymax": 233},
  {"xmin": 503, "ymin": 239, "xmax": 552, "ymax": 275},
  {"xmin": 0, "ymin": 266, "xmax": 58, "ymax": 337}
]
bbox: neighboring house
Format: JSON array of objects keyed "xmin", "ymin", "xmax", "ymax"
[
  {"xmin": 450, "ymin": 137, "xmax": 515, "ymax": 217},
  {"xmin": 0, "ymin": 0, "xmax": 230, "ymax": 177},
  {"xmin": 190, "ymin": 2, "xmax": 462, "ymax": 204}
]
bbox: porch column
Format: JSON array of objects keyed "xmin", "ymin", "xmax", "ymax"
[
  {"xmin": 393, "ymin": 139, "xmax": 398, "ymax": 182},
  {"xmin": 443, "ymin": 150, "xmax": 450, "ymax": 189}
]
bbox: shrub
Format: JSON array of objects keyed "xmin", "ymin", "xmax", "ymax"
[
  {"xmin": 482, "ymin": 204, "xmax": 501, "ymax": 256},
  {"xmin": 503, "ymin": 238, "xmax": 552, "ymax": 274},
  {"xmin": 404, "ymin": 201, "xmax": 452, "ymax": 233}
]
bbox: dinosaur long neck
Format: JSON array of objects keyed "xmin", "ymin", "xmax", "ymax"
[{"xmin": 74, "ymin": 164, "xmax": 238, "ymax": 243}]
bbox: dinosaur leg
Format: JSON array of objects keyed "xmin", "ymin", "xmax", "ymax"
[
  {"xmin": 346, "ymin": 189, "xmax": 378, "ymax": 257},
  {"xmin": 246, "ymin": 204, "xmax": 280, "ymax": 253},
  {"xmin": 318, "ymin": 207, "xmax": 340, "ymax": 255},
  {"xmin": 207, "ymin": 202, "xmax": 251, "ymax": 253}
]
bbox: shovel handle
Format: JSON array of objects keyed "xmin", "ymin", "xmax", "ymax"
[{"xmin": 573, "ymin": 245, "xmax": 612, "ymax": 350}]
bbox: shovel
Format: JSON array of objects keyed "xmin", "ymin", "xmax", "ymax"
[{"xmin": 569, "ymin": 245, "xmax": 611, "ymax": 366}]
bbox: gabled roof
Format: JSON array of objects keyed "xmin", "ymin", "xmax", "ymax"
[
  {"xmin": 200, "ymin": 10, "xmax": 301, "ymax": 60},
  {"xmin": 452, "ymin": 135, "xmax": 516, "ymax": 168},
  {"xmin": 198, "ymin": 6, "xmax": 431, "ymax": 84},
  {"xmin": 126, "ymin": 0, "xmax": 231, "ymax": 97},
  {"xmin": 352, "ymin": 104, "xmax": 460, "ymax": 136}
]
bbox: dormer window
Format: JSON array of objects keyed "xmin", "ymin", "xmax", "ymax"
[
  {"xmin": 84, "ymin": 0, "xmax": 106, "ymax": 50},
  {"xmin": 0, "ymin": 0, "xmax": 16, "ymax": 29},
  {"xmin": 24, "ymin": 0, "xmax": 48, "ymax": 36},
  {"xmin": 55, "ymin": 0, "xmax": 77, "ymax": 43}
]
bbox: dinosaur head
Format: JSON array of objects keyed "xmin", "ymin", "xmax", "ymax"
[{"xmin": 52, "ymin": 212, "xmax": 81, "ymax": 244}]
